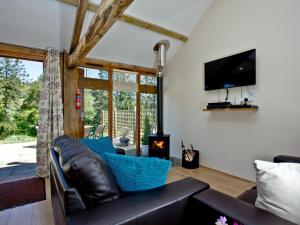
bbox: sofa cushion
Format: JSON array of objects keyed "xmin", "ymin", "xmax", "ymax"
[
  {"xmin": 53, "ymin": 135, "xmax": 120, "ymax": 206},
  {"xmin": 70, "ymin": 155, "xmax": 120, "ymax": 206},
  {"xmin": 254, "ymin": 160, "xmax": 300, "ymax": 224},
  {"xmin": 104, "ymin": 153, "xmax": 172, "ymax": 192},
  {"xmin": 80, "ymin": 137, "xmax": 116, "ymax": 158}
]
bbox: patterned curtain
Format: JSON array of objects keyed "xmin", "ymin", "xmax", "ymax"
[{"xmin": 36, "ymin": 48, "xmax": 64, "ymax": 177}]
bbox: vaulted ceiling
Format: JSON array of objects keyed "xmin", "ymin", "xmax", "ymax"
[{"xmin": 0, "ymin": 0, "xmax": 213, "ymax": 67}]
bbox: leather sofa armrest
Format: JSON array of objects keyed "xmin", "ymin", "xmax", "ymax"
[
  {"xmin": 188, "ymin": 189, "xmax": 295, "ymax": 225},
  {"xmin": 273, "ymin": 155, "xmax": 300, "ymax": 163},
  {"xmin": 66, "ymin": 178, "xmax": 209, "ymax": 225}
]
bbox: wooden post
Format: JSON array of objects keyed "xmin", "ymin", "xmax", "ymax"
[
  {"xmin": 78, "ymin": 88, "xmax": 84, "ymax": 138},
  {"xmin": 63, "ymin": 51, "xmax": 80, "ymax": 138},
  {"xmin": 136, "ymin": 73, "xmax": 141, "ymax": 156},
  {"xmin": 108, "ymin": 69, "xmax": 113, "ymax": 138},
  {"xmin": 113, "ymin": 108, "xmax": 117, "ymax": 138}
]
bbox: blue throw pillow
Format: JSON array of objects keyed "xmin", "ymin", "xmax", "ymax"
[
  {"xmin": 80, "ymin": 136, "xmax": 116, "ymax": 158},
  {"xmin": 103, "ymin": 153, "xmax": 172, "ymax": 192}
]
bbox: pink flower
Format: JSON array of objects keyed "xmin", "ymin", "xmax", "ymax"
[{"xmin": 216, "ymin": 216, "xmax": 228, "ymax": 225}]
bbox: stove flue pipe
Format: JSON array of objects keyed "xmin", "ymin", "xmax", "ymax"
[{"xmin": 153, "ymin": 40, "xmax": 170, "ymax": 136}]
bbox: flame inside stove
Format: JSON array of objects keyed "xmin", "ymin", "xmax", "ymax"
[{"xmin": 153, "ymin": 140, "xmax": 165, "ymax": 149}]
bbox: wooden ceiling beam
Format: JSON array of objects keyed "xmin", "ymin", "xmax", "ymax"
[
  {"xmin": 58, "ymin": 0, "xmax": 189, "ymax": 42},
  {"xmin": 81, "ymin": 57, "xmax": 156, "ymax": 74},
  {"xmin": 119, "ymin": 15, "xmax": 188, "ymax": 42},
  {"xmin": 0, "ymin": 43, "xmax": 47, "ymax": 62},
  {"xmin": 67, "ymin": 0, "xmax": 134, "ymax": 68},
  {"xmin": 70, "ymin": 0, "xmax": 89, "ymax": 53}
]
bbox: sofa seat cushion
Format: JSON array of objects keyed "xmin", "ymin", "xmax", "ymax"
[
  {"xmin": 80, "ymin": 137, "xmax": 116, "ymax": 158},
  {"xmin": 254, "ymin": 160, "xmax": 300, "ymax": 224},
  {"xmin": 70, "ymin": 155, "xmax": 120, "ymax": 206},
  {"xmin": 53, "ymin": 135, "xmax": 120, "ymax": 206},
  {"xmin": 104, "ymin": 153, "xmax": 172, "ymax": 192},
  {"xmin": 66, "ymin": 177, "xmax": 209, "ymax": 225}
]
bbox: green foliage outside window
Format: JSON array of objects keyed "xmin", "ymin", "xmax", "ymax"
[
  {"xmin": 0, "ymin": 57, "xmax": 41, "ymax": 140},
  {"xmin": 141, "ymin": 115, "xmax": 151, "ymax": 145}
]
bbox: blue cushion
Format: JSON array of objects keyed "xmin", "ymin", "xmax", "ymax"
[
  {"xmin": 80, "ymin": 136, "xmax": 116, "ymax": 158},
  {"xmin": 103, "ymin": 153, "xmax": 172, "ymax": 192}
]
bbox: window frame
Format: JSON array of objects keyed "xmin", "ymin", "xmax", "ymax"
[{"xmin": 79, "ymin": 64, "xmax": 157, "ymax": 156}]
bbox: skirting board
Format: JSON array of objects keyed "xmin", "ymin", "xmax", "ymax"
[{"xmin": 170, "ymin": 157, "xmax": 182, "ymax": 166}]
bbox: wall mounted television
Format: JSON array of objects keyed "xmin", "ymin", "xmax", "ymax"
[{"xmin": 204, "ymin": 49, "xmax": 256, "ymax": 91}]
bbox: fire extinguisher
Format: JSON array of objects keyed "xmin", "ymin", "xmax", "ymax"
[{"xmin": 76, "ymin": 90, "xmax": 81, "ymax": 110}]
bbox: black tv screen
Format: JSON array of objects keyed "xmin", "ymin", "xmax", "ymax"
[{"xmin": 204, "ymin": 49, "xmax": 256, "ymax": 91}]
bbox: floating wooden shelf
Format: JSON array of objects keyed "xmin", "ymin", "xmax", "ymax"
[{"xmin": 203, "ymin": 107, "xmax": 258, "ymax": 112}]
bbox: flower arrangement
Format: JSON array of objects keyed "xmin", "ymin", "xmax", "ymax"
[{"xmin": 215, "ymin": 216, "xmax": 241, "ymax": 225}]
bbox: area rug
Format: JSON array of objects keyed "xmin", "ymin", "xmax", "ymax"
[{"xmin": 0, "ymin": 177, "xmax": 46, "ymax": 210}]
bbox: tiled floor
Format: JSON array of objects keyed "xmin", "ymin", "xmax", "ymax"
[{"xmin": 0, "ymin": 142, "xmax": 36, "ymax": 182}]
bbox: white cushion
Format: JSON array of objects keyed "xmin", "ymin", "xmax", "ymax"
[{"xmin": 254, "ymin": 160, "xmax": 300, "ymax": 224}]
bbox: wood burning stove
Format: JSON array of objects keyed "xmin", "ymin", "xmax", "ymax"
[
  {"xmin": 149, "ymin": 134, "xmax": 170, "ymax": 159},
  {"xmin": 148, "ymin": 40, "xmax": 170, "ymax": 159}
]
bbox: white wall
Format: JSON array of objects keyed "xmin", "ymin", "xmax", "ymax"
[
  {"xmin": 165, "ymin": 0, "xmax": 300, "ymax": 181},
  {"xmin": 0, "ymin": 0, "xmax": 62, "ymax": 50}
]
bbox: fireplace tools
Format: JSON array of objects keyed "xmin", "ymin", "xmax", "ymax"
[{"xmin": 181, "ymin": 140, "xmax": 199, "ymax": 169}]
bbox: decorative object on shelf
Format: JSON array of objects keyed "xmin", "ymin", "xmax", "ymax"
[
  {"xmin": 181, "ymin": 140, "xmax": 199, "ymax": 169},
  {"xmin": 242, "ymin": 97, "xmax": 249, "ymax": 106},
  {"xmin": 215, "ymin": 216, "xmax": 241, "ymax": 225}
]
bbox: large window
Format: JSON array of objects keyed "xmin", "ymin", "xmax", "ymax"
[
  {"xmin": 83, "ymin": 67, "xmax": 108, "ymax": 80},
  {"xmin": 112, "ymin": 70, "xmax": 137, "ymax": 154},
  {"xmin": 78, "ymin": 67, "xmax": 157, "ymax": 156},
  {"xmin": 0, "ymin": 56, "xmax": 43, "ymax": 181},
  {"xmin": 140, "ymin": 75, "xmax": 157, "ymax": 86},
  {"xmin": 140, "ymin": 93, "xmax": 157, "ymax": 155},
  {"xmin": 83, "ymin": 89, "xmax": 109, "ymax": 138}
]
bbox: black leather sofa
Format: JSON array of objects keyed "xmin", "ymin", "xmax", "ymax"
[
  {"xmin": 50, "ymin": 136, "xmax": 299, "ymax": 225},
  {"xmin": 50, "ymin": 136, "xmax": 210, "ymax": 225}
]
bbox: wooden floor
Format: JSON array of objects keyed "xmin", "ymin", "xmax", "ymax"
[
  {"xmin": 0, "ymin": 179, "xmax": 54, "ymax": 225},
  {"xmin": 167, "ymin": 166, "xmax": 255, "ymax": 197},
  {"xmin": 0, "ymin": 166, "xmax": 255, "ymax": 225}
]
